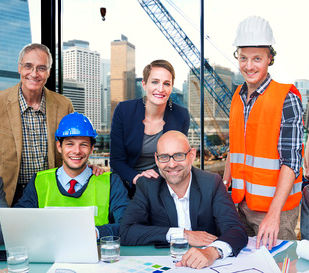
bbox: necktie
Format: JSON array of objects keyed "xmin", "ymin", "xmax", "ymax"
[{"xmin": 68, "ymin": 179, "xmax": 77, "ymax": 194}]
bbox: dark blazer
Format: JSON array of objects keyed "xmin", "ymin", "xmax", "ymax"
[
  {"xmin": 120, "ymin": 167, "xmax": 248, "ymax": 256},
  {"xmin": 0, "ymin": 178, "xmax": 7, "ymax": 208},
  {"xmin": 0, "ymin": 177, "xmax": 8, "ymax": 244},
  {"xmin": 110, "ymin": 98, "xmax": 190, "ymax": 185}
]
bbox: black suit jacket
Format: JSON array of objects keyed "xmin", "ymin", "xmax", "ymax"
[
  {"xmin": 0, "ymin": 177, "xmax": 8, "ymax": 244},
  {"xmin": 120, "ymin": 167, "xmax": 248, "ymax": 256},
  {"xmin": 110, "ymin": 98, "xmax": 190, "ymax": 185}
]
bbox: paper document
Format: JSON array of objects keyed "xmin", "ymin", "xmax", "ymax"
[
  {"xmin": 48, "ymin": 246, "xmax": 280, "ymax": 273},
  {"xmin": 240, "ymin": 236, "xmax": 293, "ymax": 257}
]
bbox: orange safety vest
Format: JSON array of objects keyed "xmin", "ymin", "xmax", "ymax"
[{"xmin": 229, "ymin": 80, "xmax": 303, "ymax": 212}]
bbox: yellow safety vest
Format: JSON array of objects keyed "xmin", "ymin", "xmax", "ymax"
[{"xmin": 35, "ymin": 168, "xmax": 110, "ymax": 225}]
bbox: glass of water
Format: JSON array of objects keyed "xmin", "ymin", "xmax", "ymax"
[
  {"xmin": 170, "ymin": 234, "xmax": 189, "ymax": 262},
  {"xmin": 100, "ymin": 235, "xmax": 120, "ymax": 263},
  {"xmin": 6, "ymin": 246, "xmax": 29, "ymax": 273}
]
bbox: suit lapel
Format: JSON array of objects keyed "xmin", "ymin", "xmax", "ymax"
[
  {"xmin": 189, "ymin": 170, "xmax": 201, "ymax": 230},
  {"xmin": 7, "ymin": 85, "xmax": 23, "ymax": 163},
  {"xmin": 45, "ymin": 88, "xmax": 58, "ymax": 168},
  {"xmin": 159, "ymin": 180, "xmax": 178, "ymax": 227},
  {"xmin": 135, "ymin": 99, "xmax": 146, "ymax": 150}
]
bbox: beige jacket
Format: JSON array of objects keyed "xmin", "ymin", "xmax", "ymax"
[{"xmin": 0, "ymin": 83, "xmax": 74, "ymax": 205}]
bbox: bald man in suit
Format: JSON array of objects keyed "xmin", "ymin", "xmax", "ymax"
[{"xmin": 120, "ymin": 131, "xmax": 247, "ymax": 269}]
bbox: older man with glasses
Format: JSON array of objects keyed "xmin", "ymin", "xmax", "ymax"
[
  {"xmin": 120, "ymin": 131, "xmax": 247, "ymax": 269},
  {"xmin": 0, "ymin": 43, "xmax": 74, "ymax": 206}
]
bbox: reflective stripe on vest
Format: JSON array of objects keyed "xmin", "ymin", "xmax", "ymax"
[
  {"xmin": 229, "ymin": 80, "xmax": 303, "ymax": 211},
  {"xmin": 232, "ymin": 178, "xmax": 244, "ymax": 189},
  {"xmin": 230, "ymin": 153, "xmax": 244, "ymax": 164},
  {"xmin": 245, "ymin": 155, "xmax": 280, "ymax": 170},
  {"xmin": 35, "ymin": 168, "xmax": 110, "ymax": 226},
  {"xmin": 246, "ymin": 181, "xmax": 302, "ymax": 197},
  {"xmin": 230, "ymin": 153, "xmax": 280, "ymax": 170}
]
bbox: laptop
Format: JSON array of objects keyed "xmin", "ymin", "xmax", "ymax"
[{"xmin": 0, "ymin": 207, "xmax": 99, "ymax": 263}]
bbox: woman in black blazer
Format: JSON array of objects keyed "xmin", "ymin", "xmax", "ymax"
[{"xmin": 110, "ymin": 60, "xmax": 190, "ymax": 195}]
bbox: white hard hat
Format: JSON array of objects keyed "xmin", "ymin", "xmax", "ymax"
[{"xmin": 233, "ymin": 16, "xmax": 275, "ymax": 47}]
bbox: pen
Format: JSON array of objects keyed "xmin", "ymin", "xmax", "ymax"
[{"xmin": 281, "ymin": 256, "xmax": 290, "ymax": 273}]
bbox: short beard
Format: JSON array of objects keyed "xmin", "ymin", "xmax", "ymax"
[{"xmin": 158, "ymin": 166, "xmax": 187, "ymax": 186}]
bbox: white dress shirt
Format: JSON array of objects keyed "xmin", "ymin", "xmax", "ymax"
[{"xmin": 165, "ymin": 172, "xmax": 232, "ymax": 259}]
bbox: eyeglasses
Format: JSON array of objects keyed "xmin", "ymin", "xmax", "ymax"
[
  {"xmin": 156, "ymin": 149, "xmax": 191, "ymax": 163},
  {"xmin": 19, "ymin": 63, "xmax": 49, "ymax": 73}
]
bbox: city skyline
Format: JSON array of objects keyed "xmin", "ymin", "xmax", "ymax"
[
  {"xmin": 0, "ymin": 0, "xmax": 31, "ymax": 90},
  {"xmin": 28, "ymin": 0, "xmax": 309, "ymax": 90}
]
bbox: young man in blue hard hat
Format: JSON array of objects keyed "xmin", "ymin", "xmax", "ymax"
[
  {"xmin": 223, "ymin": 16, "xmax": 303, "ymax": 249},
  {"xmin": 14, "ymin": 112, "xmax": 129, "ymax": 238}
]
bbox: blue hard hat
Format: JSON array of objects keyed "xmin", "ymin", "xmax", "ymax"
[{"xmin": 55, "ymin": 112, "xmax": 97, "ymax": 140}]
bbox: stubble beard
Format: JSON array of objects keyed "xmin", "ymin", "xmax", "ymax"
[{"xmin": 159, "ymin": 166, "xmax": 187, "ymax": 186}]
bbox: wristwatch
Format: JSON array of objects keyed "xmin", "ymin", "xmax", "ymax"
[{"xmin": 223, "ymin": 180, "xmax": 228, "ymax": 186}]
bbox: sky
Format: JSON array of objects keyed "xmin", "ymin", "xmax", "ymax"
[{"xmin": 29, "ymin": 0, "xmax": 309, "ymax": 89}]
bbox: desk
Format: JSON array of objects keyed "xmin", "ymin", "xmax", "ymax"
[
  {"xmin": 1, "ymin": 242, "xmax": 309, "ymax": 273},
  {"xmin": 272, "ymin": 242, "xmax": 309, "ymax": 272}
]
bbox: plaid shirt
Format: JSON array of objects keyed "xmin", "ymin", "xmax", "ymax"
[
  {"xmin": 18, "ymin": 87, "xmax": 48, "ymax": 184},
  {"xmin": 239, "ymin": 74, "xmax": 303, "ymax": 177}
]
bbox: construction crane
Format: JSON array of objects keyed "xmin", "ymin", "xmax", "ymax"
[
  {"xmin": 171, "ymin": 91, "xmax": 227, "ymax": 158},
  {"xmin": 137, "ymin": 0, "xmax": 233, "ymax": 157}
]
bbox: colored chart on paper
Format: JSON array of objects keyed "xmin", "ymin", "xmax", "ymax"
[
  {"xmin": 113, "ymin": 257, "xmax": 172, "ymax": 273},
  {"xmin": 47, "ymin": 257, "xmax": 173, "ymax": 273}
]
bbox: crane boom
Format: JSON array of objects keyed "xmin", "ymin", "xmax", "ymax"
[{"xmin": 137, "ymin": 0, "xmax": 233, "ymax": 117}]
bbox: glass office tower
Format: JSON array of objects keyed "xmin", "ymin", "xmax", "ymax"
[{"xmin": 0, "ymin": 0, "xmax": 31, "ymax": 90}]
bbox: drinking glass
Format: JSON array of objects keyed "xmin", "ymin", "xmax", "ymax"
[
  {"xmin": 100, "ymin": 236, "xmax": 120, "ymax": 263},
  {"xmin": 6, "ymin": 246, "xmax": 29, "ymax": 273},
  {"xmin": 170, "ymin": 234, "xmax": 189, "ymax": 262}
]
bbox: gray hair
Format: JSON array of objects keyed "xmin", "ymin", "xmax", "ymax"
[{"xmin": 18, "ymin": 43, "xmax": 53, "ymax": 68}]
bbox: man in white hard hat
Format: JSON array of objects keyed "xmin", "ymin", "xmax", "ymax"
[{"xmin": 223, "ymin": 16, "xmax": 303, "ymax": 249}]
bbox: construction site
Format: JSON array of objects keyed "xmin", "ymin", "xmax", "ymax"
[{"xmin": 134, "ymin": 0, "xmax": 238, "ymax": 174}]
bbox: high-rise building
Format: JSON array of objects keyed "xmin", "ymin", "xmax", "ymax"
[
  {"xmin": 63, "ymin": 40, "xmax": 101, "ymax": 130},
  {"xmin": 295, "ymin": 79, "xmax": 309, "ymax": 130},
  {"xmin": 101, "ymin": 59, "xmax": 111, "ymax": 131},
  {"xmin": 187, "ymin": 65, "xmax": 233, "ymax": 146},
  {"xmin": 295, "ymin": 79, "xmax": 309, "ymax": 112},
  {"xmin": 213, "ymin": 65, "xmax": 233, "ymax": 90},
  {"xmin": 0, "ymin": 0, "xmax": 31, "ymax": 90},
  {"xmin": 182, "ymin": 80, "xmax": 189, "ymax": 107},
  {"xmin": 110, "ymin": 34, "xmax": 135, "ymax": 118},
  {"xmin": 63, "ymin": 80, "xmax": 85, "ymax": 114},
  {"xmin": 170, "ymin": 87, "xmax": 185, "ymax": 106},
  {"xmin": 135, "ymin": 78, "xmax": 144, "ymax": 99},
  {"xmin": 232, "ymin": 72, "xmax": 244, "ymax": 93}
]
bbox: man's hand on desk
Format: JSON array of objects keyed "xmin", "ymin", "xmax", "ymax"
[
  {"xmin": 256, "ymin": 211, "xmax": 280, "ymax": 250},
  {"xmin": 184, "ymin": 230, "xmax": 217, "ymax": 246},
  {"xmin": 176, "ymin": 247, "xmax": 219, "ymax": 269}
]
